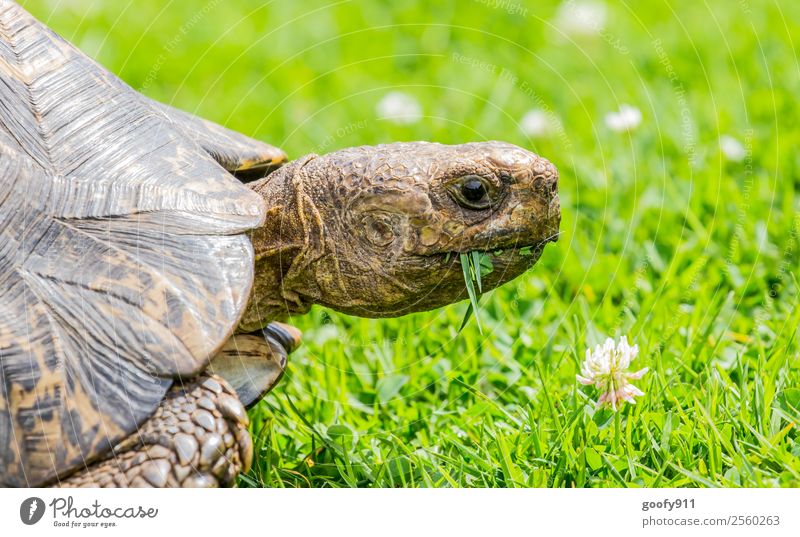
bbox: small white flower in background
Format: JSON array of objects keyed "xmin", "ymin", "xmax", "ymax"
[
  {"xmin": 719, "ymin": 135, "xmax": 746, "ymax": 162},
  {"xmin": 520, "ymin": 109, "xmax": 553, "ymax": 137},
  {"xmin": 375, "ymin": 91, "xmax": 422, "ymax": 125},
  {"xmin": 554, "ymin": 0, "xmax": 607, "ymax": 36},
  {"xmin": 604, "ymin": 104, "xmax": 642, "ymax": 132},
  {"xmin": 577, "ymin": 336, "xmax": 648, "ymax": 410}
]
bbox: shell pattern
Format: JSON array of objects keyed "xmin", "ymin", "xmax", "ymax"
[{"xmin": 0, "ymin": 1, "xmax": 266, "ymax": 486}]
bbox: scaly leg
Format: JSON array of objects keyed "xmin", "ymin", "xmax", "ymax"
[
  {"xmin": 57, "ymin": 374, "xmax": 252, "ymax": 488},
  {"xmin": 54, "ymin": 322, "xmax": 299, "ymax": 488}
]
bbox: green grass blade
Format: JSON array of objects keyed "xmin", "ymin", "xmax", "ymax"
[
  {"xmin": 460, "ymin": 253, "xmax": 482, "ymax": 334},
  {"xmin": 458, "ymin": 302, "xmax": 474, "ymax": 333},
  {"xmin": 471, "ymin": 250, "xmax": 483, "ymax": 293}
]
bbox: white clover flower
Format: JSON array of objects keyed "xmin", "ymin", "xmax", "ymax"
[
  {"xmin": 554, "ymin": 1, "xmax": 607, "ymax": 36},
  {"xmin": 604, "ymin": 104, "xmax": 642, "ymax": 132},
  {"xmin": 375, "ymin": 91, "xmax": 422, "ymax": 125},
  {"xmin": 577, "ymin": 336, "xmax": 648, "ymax": 410},
  {"xmin": 719, "ymin": 135, "xmax": 746, "ymax": 162},
  {"xmin": 520, "ymin": 109, "xmax": 553, "ymax": 137}
]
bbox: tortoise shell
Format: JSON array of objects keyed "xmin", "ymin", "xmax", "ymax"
[{"xmin": 0, "ymin": 1, "xmax": 279, "ymax": 486}]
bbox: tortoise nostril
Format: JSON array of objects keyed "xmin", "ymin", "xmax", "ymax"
[
  {"xmin": 533, "ymin": 173, "xmax": 559, "ymax": 200},
  {"xmin": 548, "ymin": 175, "xmax": 559, "ymax": 196}
]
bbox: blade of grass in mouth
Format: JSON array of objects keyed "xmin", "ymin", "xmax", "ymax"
[
  {"xmin": 458, "ymin": 252, "xmax": 494, "ymax": 334},
  {"xmin": 459, "ymin": 253, "xmax": 482, "ymax": 334},
  {"xmin": 471, "ymin": 251, "xmax": 483, "ymax": 294}
]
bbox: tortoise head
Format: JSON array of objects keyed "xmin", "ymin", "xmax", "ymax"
[{"xmin": 239, "ymin": 141, "xmax": 560, "ymax": 330}]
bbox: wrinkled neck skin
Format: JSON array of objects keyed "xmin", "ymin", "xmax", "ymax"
[{"xmin": 238, "ymin": 156, "xmax": 322, "ymax": 331}]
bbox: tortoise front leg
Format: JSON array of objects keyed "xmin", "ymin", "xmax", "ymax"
[
  {"xmin": 54, "ymin": 323, "xmax": 298, "ymax": 488},
  {"xmin": 57, "ymin": 374, "xmax": 252, "ymax": 488}
]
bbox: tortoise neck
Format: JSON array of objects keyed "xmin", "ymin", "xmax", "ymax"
[{"xmin": 237, "ymin": 157, "xmax": 323, "ymax": 331}]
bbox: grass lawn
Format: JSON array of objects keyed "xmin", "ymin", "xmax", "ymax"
[{"xmin": 22, "ymin": 0, "xmax": 800, "ymax": 487}]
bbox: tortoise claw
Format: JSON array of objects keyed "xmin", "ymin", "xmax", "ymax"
[
  {"xmin": 262, "ymin": 322, "xmax": 302, "ymax": 354},
  {"xmin": 206, "ymin": 324, "xmax": 302, "ymax": 408}
]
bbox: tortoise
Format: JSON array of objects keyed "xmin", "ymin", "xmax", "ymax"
[{"xmin": 0, "ymin": 1, "xmax": 560, "ymax": 487}]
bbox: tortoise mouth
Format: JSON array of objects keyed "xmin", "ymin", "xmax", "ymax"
[
  {"xmin": 444, "ymin": 223, "xmax": 561, "ymax": 283},
  {"xmin": 430, "ymin": 240, "xmax": 555, "ymax": 297},
  {"xmin": 435, "ymin": 230, "xmax": 560, "ymax": 268}
]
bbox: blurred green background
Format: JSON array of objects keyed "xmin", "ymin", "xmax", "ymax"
[{"xmin": 21, "ymin": 0, "xmax": 800, "ymax": 487}]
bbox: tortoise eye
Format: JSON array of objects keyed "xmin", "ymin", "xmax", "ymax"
[
  {"xmin": 462, "ymin": 179, "xmax": 486, "ymax": 202},
  {"xmin": 448, "ymin": 175, "xmax": 493, "ymax": 210}
]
